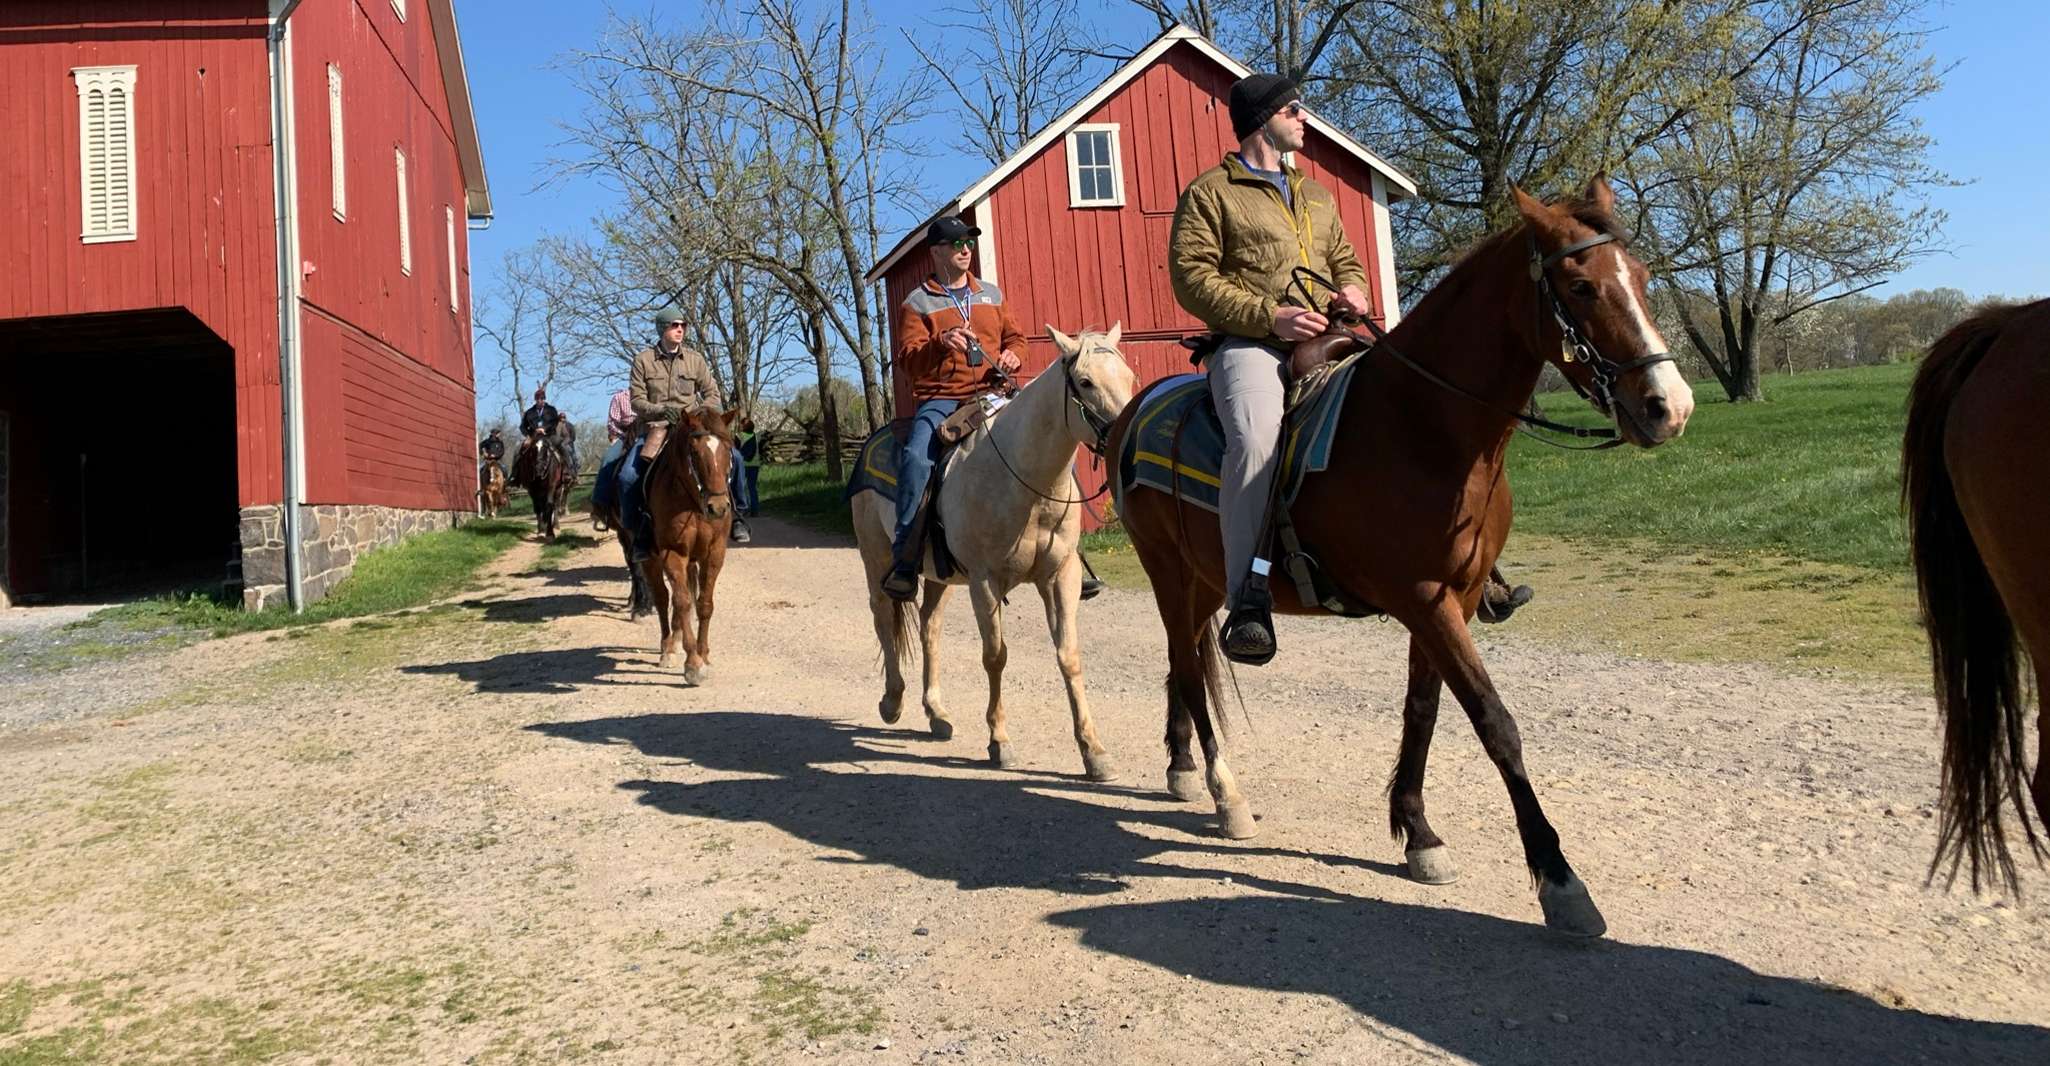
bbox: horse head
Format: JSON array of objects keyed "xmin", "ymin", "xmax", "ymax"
[
  {"xmin": 675, "ymin": 407, "xmax": 740, "ymax": 521},
  {"xmin": 1511, "ymin": 176, "xmax": 1695, "ymax": 447},
  {"xmin": 1045, "ymin": 323, "xmax": 1140, "ymax": 454}
]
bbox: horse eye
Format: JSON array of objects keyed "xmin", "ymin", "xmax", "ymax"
[
  {"xmin": 1079, "ymin": 378, "xmax": 1095, "ymax": 389},
  {"xmin": 1569, "ymin": 279, "xmax": 1596, "ymax": 299}
]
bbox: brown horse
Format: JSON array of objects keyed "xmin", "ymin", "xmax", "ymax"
[
  {"xmin": 638, "ymin": 408, "xmax": 738, "ymax": 684},
  {"xmin": 1903, "ymin": 297, "xmax": 2050, "ymax": 894},
  {"xmin": 478, "ymin": 462, "xmax": 508, "ymax": 518},
  {"xmin": 515, "ymin": 427, "xmax": 577, "ymax": 541},
  {"xmin": 1105, "ymin": 177, "xmax": 1695, "ymax": 937}
]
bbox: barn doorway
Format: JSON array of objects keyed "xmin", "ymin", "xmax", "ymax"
[{"xmin": 0, "ymin": 309, "xmax": 241, "ymax": 604}]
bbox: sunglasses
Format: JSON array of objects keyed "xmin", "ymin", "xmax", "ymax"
[
  {"xmin": 1280, "ymin": 101, "xmax": 1305, "ymax": 118},
  {"xmin": 943, "ymin": 238, "xmax": 977, "ymax": 250}
]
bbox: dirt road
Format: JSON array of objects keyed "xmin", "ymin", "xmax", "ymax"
[{"xmin": 3, "ymin": 515, "xmax": 2045, "ymax": 1064}]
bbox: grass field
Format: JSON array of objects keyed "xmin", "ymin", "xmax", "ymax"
[{"xmin": 760, "ymin": 363, "xmax": 1929, "ymax": 676}]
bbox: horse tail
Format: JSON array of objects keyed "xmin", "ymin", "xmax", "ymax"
[
  {"xmin": 890, "ymin": 596, "xmax": 917, "ymax": 658},
  {"xmin": 1903, "ymin": 304, "xmax": 2041, "ymax": 892},
  {"xmin": 1195, "ymin": 616, "xmax": 1246, "ymax": 743}
]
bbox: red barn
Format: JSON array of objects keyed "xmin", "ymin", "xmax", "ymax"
[
  {"xmin": 866, "ymin": 24, "xmax": 1414, "ymax": 520},
  {"xmin": 0, "ymin": 0, "xmax": 490, "ymax": 609}
]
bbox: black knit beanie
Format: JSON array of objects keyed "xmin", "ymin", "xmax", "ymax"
[{"xmin": 1229, "ymin": 73, "xmax": 1298, "ymax": 140}]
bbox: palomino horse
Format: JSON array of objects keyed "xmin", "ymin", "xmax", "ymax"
[
  {"xmin": 1903, "ymin": 297, "xmax": 2050, "ymax": 893},
  {"xmin": 1104, "ymin": 178, "xmax": 1695, "ymax": 937},
  {"xmin": 478, "ymin": 463, "xmax": 508, "ymax": 518},
  {"xmin": 851, "ymin": 327, "xmax": 1138, "ymax": 779},
  {"xmin": 638, "ymin": 408, "xmax": 738, "ymax": 684},
  {"xmin": 516, "ymin": 427, "xmax": 577, "ymax": 541}
]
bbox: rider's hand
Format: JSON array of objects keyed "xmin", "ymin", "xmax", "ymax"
[
  {"xmin": 1274, "ymin": 306, "xmax": 1330, "ymax": 341},
  {"xmin": 941, "ymin": 327, "xmax": 973, "ymax": 354},
  {"xmin": 997, "ymin": 350, "xmax": 1022, "ymax": 373},
  {"xmin": 1331, "ymin": 285, "xmax": 1372, "ymax": 319}
]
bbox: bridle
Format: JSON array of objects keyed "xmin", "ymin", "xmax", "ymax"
[
  {"xmin": 1286, "ymin": 228, "xmax": 1674, "ymax": 451},
  {"xmin": 674, "ymin": 425, "xmax": 731, "ymax": 515},
  {"xmin": 979, "ymin": 348, "xmax": 1116, "ymax": 505},
  {"xmin": 1524, "ymin": 231, "xmax": 1676, "ymax": 431}
]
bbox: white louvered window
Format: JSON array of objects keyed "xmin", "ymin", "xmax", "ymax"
[
  {"xmin": 395, "ymin": 146, "xmax": 411, "ymax": 275},
  {"xmin": 327, "ymin": 65, "xmax": 346, "ymax": 220},
  {"xmin": 74, "ymin": 65, "xmax": 139, "ymax": 243},
  {"xmin": 445, "ymin": 206, "xmax": 458, "ymax": 312}
]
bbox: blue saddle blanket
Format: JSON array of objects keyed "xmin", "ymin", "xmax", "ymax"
[
  {"xmin": 846, "ymin": 426, "xmax": 908, "ymax": 504},
  {"xmin": 1116, "ymin": 361, "xmax": 1358, "ymax": 515}
]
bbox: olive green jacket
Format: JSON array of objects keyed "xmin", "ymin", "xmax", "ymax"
[
  {"xmin": 1168, "ymin": 154, "xmax": 1369, "ymax": 341},
  {"xmin": 629, "ymin": 343, "xmax": 724, "ymax": 429}
]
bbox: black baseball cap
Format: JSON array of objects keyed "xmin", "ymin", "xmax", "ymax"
[{"xmin": 926, "ymin": 215, "xmax": 981, "ymax": 245}]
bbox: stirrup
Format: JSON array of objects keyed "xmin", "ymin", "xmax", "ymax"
[
  {"xmin": 1220, "ymin": 604, "xmax": 1276, "ymax": 666},
  {"xmin": 1079, "ymin": 576, "xmax": 1105, "ymax": 601},
  {"xmin": 1476, "ymin": 583, "xmax": 1535, "ymax": 624},
  {"xmin": 880, "ymin": 562, "xmax": 919, "ymax": 602}
]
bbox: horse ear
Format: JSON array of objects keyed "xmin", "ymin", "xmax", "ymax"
[
  {"xmin": 722, "ymin": 406, "xmax": 742, "ymax": 427},
  {"xmin": 1106, "ymin": 321, "xmax": 1122, "ymax": 347},
  {"xmin": 1510, "ymin": 185, "xmax": 1550, "ymax": 229},
  {"xmin": 1046, "ymin": 326, "xmax": 1077, "ymax": 355},
  {"xmin": 1582, "ymin": 173, "xmax": 1616, "ymax": 213}
]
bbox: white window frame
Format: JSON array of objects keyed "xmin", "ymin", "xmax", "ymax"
[
  {"xmin": 327, "ymin": 65, "xmax": 346, "ymax": 221},
  {"xmin": 74, "ymin": 65, "xmax": 139, "ymax": 244},
  {"xmin": 445, "ymin": 206, "xmax": 458, "ymax": 313},
  {"xmin": 391, "ymin": 0, "xmax": 406, "ymax": 20},
  {"xmin": 395, "ymin": 146, "xmax": 411, "ymax": 276},
  {"xmin": 1064, "ymin": 123, "xmax": 1125, "ymax": 208}
]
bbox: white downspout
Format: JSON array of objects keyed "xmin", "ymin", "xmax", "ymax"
[{"xmin": 268, "ymin": 0, "xmax": 306, "ymax": 611}]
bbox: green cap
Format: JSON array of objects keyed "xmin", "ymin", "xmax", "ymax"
[{"xmin": 653, "ymin": 305, "xmax": 687, "ymax": 327}]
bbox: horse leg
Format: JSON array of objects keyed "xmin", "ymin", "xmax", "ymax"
[
  {"xmin": 1412, "ymin": 601, "xmax": 1605, "ymax": 936},
  {"xmin": 1145, "ymin": 556, "xmax": 1205, "ymax": 803},
  {"xmin": 919, "ymin": 580, "xmax": 955, "ymax": 739},
  {"xmin": 1179, "ymin": 620, "xmax": 1256, "ymax": 839},
  {"xmin": 641, "ymin": 554, "xmax": 673, "ymax": 664},
  {"xmin": 685, "ymin": 557, "xmax": 715, "ymax": 686},
  {"xmin": 967, "ymin": 577, "xmax": 1016, "ymax": 769},
  {"xmin": 666, "ymin": 552, "xmax": 700, "ymax": 684},
  {"xmin": 1390, "ymin": 637, "xmax": 1457, "ymax": 884},
  {"xmin": 1041, "ymin": 556, "xmax": 1113, "ymax": 782}
]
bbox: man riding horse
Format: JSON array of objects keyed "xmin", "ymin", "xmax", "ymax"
[
  {"xmin": 619, "ymin": 305, "xmax": 739, "ymax": 563},
  {"xmin": 1170, "ymin": 73, "xmax": 1531, "ymax": 665},
  {"xmin": 516, "ymin": 387, "xmax": 578, "ymax": 481}
]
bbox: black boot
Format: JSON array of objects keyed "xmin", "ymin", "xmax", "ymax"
[
  {"xmin": 1220, "ymin": 569, "xmax": 1277, "ymax": 666},
  {"xmin": 1078, "ymin": 549, "xmax": 1105, "ymax": 601},
  {"xmin": 1475, "ymin": 568, "xmax": 1534, "ymax": 624}
]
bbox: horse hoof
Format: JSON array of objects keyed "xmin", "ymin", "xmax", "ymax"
[
  {"xmin": 879, "ymin": 699, "xmax": 904, "ymax": 726},
  {"xmin": 1538, "ymin": 875, "xmax": 1608, "ymax": 938},
  {"xmin": 1216, "ymin": 798, "xmax": 1259, "ymax": 840},
  {"xmin": 988, "ymin": 742, "xmax": 1019, "ymax": 770},
  {"xmin": 1165, "ymin": 769, "xmax": 1205, "ymax": 803},
  {"xmin": 658, "ymin": 653, "xmax": 675, "ymax": 670},
  {"xmin": 683, "ymin": 665, "xmax": 705, "ymax": 686},
  {"xmin": 1081, "ymin": 753, "xmax": 1117, "ymax": 783},
  {"xmin": 1404, "ymin": 845, "xmax": 1459, "ymax": 885},
  {"xmin": 927, "ymin": 715, "xmax": 954, "ymax": 740}
]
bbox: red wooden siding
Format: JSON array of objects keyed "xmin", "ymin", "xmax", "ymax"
[
  {"xmin": 0, "ymin": 3, "xmax": 283, "ymax": 508},
  {"xmin": 290, "ymin": 0, "xmax": 475, "ymax": 511},
  {"xmin": 881, "ymin": 39, "xmax": 1393, "ymax": 523}
]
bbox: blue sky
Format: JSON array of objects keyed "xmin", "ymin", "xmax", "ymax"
[{"xmin": 458, "ymin": 1, "xmax": 2048, "ymax": 417}]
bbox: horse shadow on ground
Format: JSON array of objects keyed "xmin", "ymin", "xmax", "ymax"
[
  {"xmin": 527, "ymin": 709, "xmax": 2050, "ymax": 1065},
  {"xmin": 403, "ymin": 644, "xmax": 671, "ymax": 693},
  {"xmin": 455, "ymin": 592, "xmax": 612, "ymax": 625}
]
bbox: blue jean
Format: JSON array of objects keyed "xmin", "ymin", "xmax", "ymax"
[
  {"xmin": 892, "ymin": 398, "xmax": 959, "ymax": 551},
  {"xmin": 742, "ymin": 467, "xmax": 760, "ymax": 514},
  {"xmin": 618, "ymin": 447, "xmax": 649, "ymax": 551}
]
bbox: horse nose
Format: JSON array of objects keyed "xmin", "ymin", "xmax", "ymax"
[{"xmin": 1644, "ymin": 394, "xmax": 1670, "ymax": 424}]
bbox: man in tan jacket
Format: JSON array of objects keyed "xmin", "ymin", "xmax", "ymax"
[
  {"xmin": 1169, "ymin": 73, "xmax": 1372, "ymax": 664},
  {"xmin": 620, "ymin": 304, "xmax": 732, "ymax": 558}
]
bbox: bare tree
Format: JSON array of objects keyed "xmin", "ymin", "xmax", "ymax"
[
  {"xmin": 1624, "ymin": 0, "xmax": 1951, "ymax": 401},
  {"xmin": 903, "ymin": 0, "xmax": 1099, "ymax": 164}
]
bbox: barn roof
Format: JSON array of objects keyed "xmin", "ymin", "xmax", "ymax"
[
  {"xmin": 428, "ymin": 0, "xmax": 491, "ymax": 219},
  {"xmin": 865, "ymin": 23, "xmax": 1415, "ymax": 284}
]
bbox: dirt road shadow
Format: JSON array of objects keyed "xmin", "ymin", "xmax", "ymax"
[
  {"xmin": 528, "ymin": 709, "xmax": 1382, "ymax": 899},
  {"xmin": 1048, "ymin": 894, "xmax": 2050, "ymax": 1064},
  {"xmin": 404, "ymin": 645, "xmax": 672, "ymax": 693}
]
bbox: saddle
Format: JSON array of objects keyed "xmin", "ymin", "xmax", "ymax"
[{"xmin": 1181, "ymin": 327, "xmax": 1372, "ymax": 414}]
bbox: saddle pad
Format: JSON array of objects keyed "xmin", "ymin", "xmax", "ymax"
[
  {"xmin": 1117, "ymin": 361, "xmax": 1359, "ymax": 516},
  {"xmin": 845, "ymin": 426, "xmax": 904, "ymax": 504}
]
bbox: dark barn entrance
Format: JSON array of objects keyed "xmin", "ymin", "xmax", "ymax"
[{"xmin": 0, "ymin": 308, "xmax": 240, "ymax": 604}]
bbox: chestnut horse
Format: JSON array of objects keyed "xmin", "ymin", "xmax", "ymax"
[
  {"xmin": 1105, "ymin": 178, "xmax": 1695, "ymax": 937},
  {"xmin": 637, "ymin": 408, "xmax": 738, "ymax": 684},
  {"xmin": 1903, "ymin": 297, "xmax": 2050, "ymax": 894}
]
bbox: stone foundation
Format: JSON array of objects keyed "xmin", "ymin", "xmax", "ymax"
[{"xmin": 238, "ymin": 503, "xmax": 462, "ymax": 611}]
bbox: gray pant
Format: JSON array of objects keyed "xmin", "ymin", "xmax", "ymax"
[{"xmin": 1208, "ymin": 338, "xmax": 1288, "ymax": 607}]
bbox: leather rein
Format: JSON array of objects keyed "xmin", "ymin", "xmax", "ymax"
[
  {"xmin": 1290, "ymin": 230, "xmax": 1675, "ymax": 451},
  {"xmin": 977, "ymin": 350, "xmax": 1114, "ymax": 506}
]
